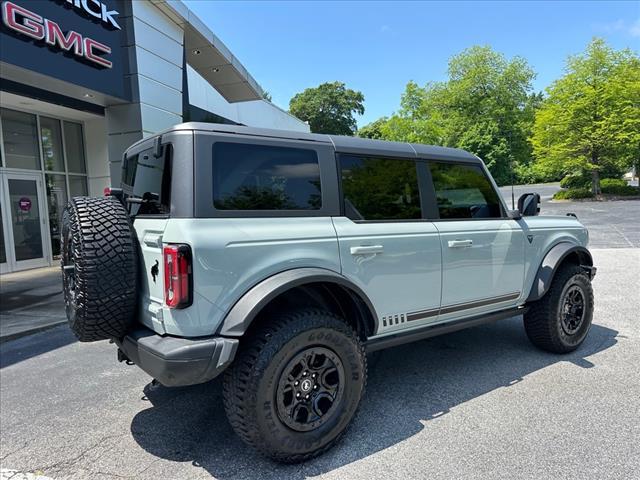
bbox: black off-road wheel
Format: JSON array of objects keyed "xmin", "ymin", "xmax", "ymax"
[
  {"xmin": 222, "ymin": 309, "xmax": 367, "ymax": 463},
  {"xmin": 524, "ymin": 264, "xmax": 594, "ymax": 353},
  {"xmin": 61, "ymin": 196, "xmax": 138, "ymax": 342}
]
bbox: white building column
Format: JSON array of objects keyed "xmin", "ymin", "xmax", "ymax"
[{"xmin": 106, "ymin": 1, "xmax": 184, "ymax": 183}]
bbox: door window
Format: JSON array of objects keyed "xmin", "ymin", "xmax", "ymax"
[
  {"xmin": 212, "ymin": 142, "xmax": 321, "ymax": 210},
  {"xmin": 340, "ymin": 155, "xmax": 421, "ymax": 220},
  {"xmin": 428, "ymin": 162, "xmax": 503, "ymax": 219},
  {"xmin": 7, "ymin": 178, "xmax": 44, "ymax": 261}
]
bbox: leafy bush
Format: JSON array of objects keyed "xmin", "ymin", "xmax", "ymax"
[
  {"xmin": 560, "ymin": 174, "xmax": 590, "ymax": 189},
  {"xmin": 514, "ymin": 163, "xmax": 557, "ymax": 185},
  {"xmin": 600, "ymin": 184, "xmax": 640, "ymax": 196},
  {"xmin": 553, "ymin": 188, "xmax": 594, "ymax": 200},
  {"xmin": 600, "ymin": 178, "xmax": 628, "ymax": 189}
]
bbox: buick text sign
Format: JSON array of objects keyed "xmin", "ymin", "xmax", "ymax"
[
  {"xmin": 62, "ymin": 0, "xmax": 121, "ymax": 30},
  {"xmin": 0, "ymin": 0, "xmax": 129, "ymax": 99}
]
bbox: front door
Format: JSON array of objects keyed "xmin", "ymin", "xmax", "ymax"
[
  {"xmin": 334, "ymin": 154, "xmax": 442, "ymax": 336},
  {"xmin": 428, "ymin": 160, "xmax": 525, "ymax": 320},
  {"xmin": 0, "ymin": 171, "xmax": 49, "ymax": 272}
]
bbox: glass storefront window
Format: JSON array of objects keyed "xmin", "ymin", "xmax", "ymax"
[
  {"xmin": 40, "ymin": 116, "xmax": 65, "ymax": 172},
  {"xmin": 69, "ymin": 175, "xmax": 88, "ymax": 197},
  {"xmin": 0, "ymin": 107, "xmax": 89, "ymax": 272},
  {"xmin": 45, "ymin": 173, "xmax": 68, "ymax": 257},
  {"xmin": 1, "ymin": 108, "xmax": 41, "ymax": 170},
  {"xmin": 64, "ymin": 121, "xmax": 86, "ymax": 174},
  {"xmin": 0, "ymin": 200, "xmax": 6, "ymax": 265}
]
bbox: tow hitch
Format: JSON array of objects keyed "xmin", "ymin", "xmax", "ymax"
[{"xmin": 117, "ymin": 348, "xmax": 135, "ymax": 366}]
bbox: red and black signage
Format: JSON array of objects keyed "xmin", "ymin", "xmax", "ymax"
[{"xmin": 0, "ymin": 0, "xmax": 129, "ymax": 100}]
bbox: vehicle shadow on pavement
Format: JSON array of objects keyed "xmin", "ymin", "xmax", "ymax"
[
  {"xmin": 130, "ymin": 317, "xmax": 617, "ymax": 479},
  {"xmin": 0, "ymin": 325, "xmax": 76, "ymax": 369}
]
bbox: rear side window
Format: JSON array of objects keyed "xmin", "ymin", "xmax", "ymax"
[
  {"xmin": 340, "ymin": 155, "xmax": 421, "ymax": 221},
  {"xmin": 212, "ymin": 142, "xmax": 321, "ymax": 210},
  {"xmin": 428, "ymin": 162, "xmax": 502, "ymax": 219},
  {"xmin": 121, "ymin": 144, "xmax": 172, "ymax": 215}
]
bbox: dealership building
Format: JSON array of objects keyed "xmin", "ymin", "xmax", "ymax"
[{"xmin": 0, "ymin": 0, "xmax": 308, "ymax": 273}]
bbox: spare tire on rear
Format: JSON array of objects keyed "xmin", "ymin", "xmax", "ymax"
[{"xmin": 61, "ymin": 196, "xmax": 138, "ymax": 342}]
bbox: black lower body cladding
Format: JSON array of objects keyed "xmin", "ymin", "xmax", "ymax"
[{"xmin": 61, "ymin": 196, "xmax": 138, "ymax": 342}]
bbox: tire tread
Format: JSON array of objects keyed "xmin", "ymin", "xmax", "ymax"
[{"xmin": 222, "ymin": 309, "xmax": 367, "ymax": 463}]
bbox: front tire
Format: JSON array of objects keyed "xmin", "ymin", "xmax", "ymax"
[
  {"xmin": 222, "ymin": 309, "xmax": 367, "ymax": 463},
  {"xmin": 524, "ymin": 264, "xmax": 594, "ymax": 353}
]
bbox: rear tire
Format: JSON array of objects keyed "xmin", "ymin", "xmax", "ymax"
[
  {"xmin": 61, "ymin": 196, "xmax": 138, "ymax": 342},
  {"xmin": 222, "ymin": 309, "xmax": 367, "ymax": 463},
  {"xmin": 524, "ymin": 264, "xmax": 593, "ymax": 353}
]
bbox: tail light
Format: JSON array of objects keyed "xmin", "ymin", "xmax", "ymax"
[{"xmin": 163, "ymin": 244, "xmax": 192, "ymax": 308}]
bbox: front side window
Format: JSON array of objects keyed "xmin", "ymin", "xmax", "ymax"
[
  {"xmin": 429, "ymin": 162, "xmax": 503, "ymax": 219},
  {"xmin": 212, "ymin": 142, "xmax": 321, "ymax": 210},
  {"xmin": 340, "ymin": 155, "xmax": 421, "ymax": 221}
]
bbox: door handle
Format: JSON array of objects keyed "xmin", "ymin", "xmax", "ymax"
[
  {"xmin": 448, "ymin": 239, "xmax": 473, "ymax": 248},
  {"xmin": 350, "ymin": 245, "xmax": 384, "ymax": 255}
]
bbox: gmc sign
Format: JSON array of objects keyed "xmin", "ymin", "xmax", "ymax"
[{"xmin": 2, "ymin": 1, "xmax": 112, "ymax": 68}]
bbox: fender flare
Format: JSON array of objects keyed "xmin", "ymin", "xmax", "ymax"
[
  {"xmin": 526, "ymin": 242, "xmax": 594, "ymax": 302},
  {"xmin": 217, "ymin": 268, "xmax": 379, "ymax": 337}
]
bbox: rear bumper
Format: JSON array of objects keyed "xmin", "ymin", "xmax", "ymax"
[{"xmin": 116, "ymin": 327, "xmax": 239, "ymax": 387}]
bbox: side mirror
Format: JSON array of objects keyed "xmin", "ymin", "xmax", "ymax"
[{"xmin": 517, "ymin": 193, "xmax": 541, "ymax": 216}]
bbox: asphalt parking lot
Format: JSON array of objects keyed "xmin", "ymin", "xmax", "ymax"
[
  {"xmin": 1, "ymin": 190, "xmax": 639, "ymax": 480},
  {"xmin": 500, "ymin": 183, "xmax": 640, "ymax": 248}
]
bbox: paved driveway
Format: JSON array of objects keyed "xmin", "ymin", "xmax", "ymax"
[
  {"xmin": 500, "ymin": 183, "xmax": 640, "ymax": 248},
  {"xmin": 1, "ymin": 248, "xmax": 638, "ymax": 480}
]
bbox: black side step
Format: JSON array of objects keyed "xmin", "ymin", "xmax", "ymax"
[{"xmin": 365, "ymin": 306, "xmax": 527, "ymax": 352}]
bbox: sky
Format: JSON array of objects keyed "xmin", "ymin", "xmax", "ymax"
[{"xmin": 184, "ymin": 1, "xmax": 640, "ymax": 127}]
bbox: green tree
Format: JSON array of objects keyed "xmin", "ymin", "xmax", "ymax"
[
  {"xmin": 357, "ymin": 117, "xmax": 388, "ymax": 139},
  {"xmin": 289, "ymin": 82, "xmax": 365, "ymax": 135},
  {"xmin": 363, "ymin": 47, "xmax": 537, "ymax": 184},
  {"xmin": 531, "ymin": 38, "xmax": 640, "ymax": 194}
]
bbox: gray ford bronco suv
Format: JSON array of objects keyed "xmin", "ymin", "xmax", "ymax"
[{"xmin": 62, "ymin": 123, "xmax": 596, "ymax": 462}]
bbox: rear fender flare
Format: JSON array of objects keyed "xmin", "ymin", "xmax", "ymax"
[
  {"xmin": 217, "ymin": 268, "xmax": 378, "ymax": 337},
  {"xmin": 526, "ymin": 242, "xmax": 593, "ymax": 302}
]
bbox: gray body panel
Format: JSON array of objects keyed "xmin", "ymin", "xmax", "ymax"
[{"xmin": 122, "ymin": 123, "xmax": 592, "ymax": 347}]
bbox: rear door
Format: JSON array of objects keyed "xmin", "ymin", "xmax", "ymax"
[
  {"xmin": 333, "ymin": 154, "xmax": 442, "ymax": 335},
  {"xmin": 427, "ymin": 160, "xmax": 525, "ymax": 320},
  {"xmin": 121, "ymin": 141, "xmax": 173, "ymax": 334}
]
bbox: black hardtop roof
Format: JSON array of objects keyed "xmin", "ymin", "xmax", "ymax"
[{"xmin": 140, "ymin": 122, "xmax": 480, "ymax": 163}]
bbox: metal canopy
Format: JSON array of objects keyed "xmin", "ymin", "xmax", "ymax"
[{"xmin": 155, "ymin": 0, "xmax": 264, "ymax": 103}]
